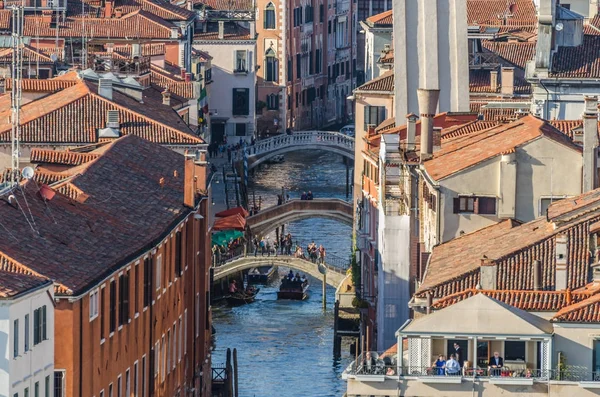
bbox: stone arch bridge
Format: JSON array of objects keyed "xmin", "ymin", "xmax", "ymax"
[
  {"xmin": 246, "ymin": 198, "xmax": 353, "ymax": 236},
  {"xmin": 213, "ymin": 256, "xmax": 347, "ymax": 287},
  {"xmin": 244, "ymin": 131, "xmax": 354, "ymax": 170}
]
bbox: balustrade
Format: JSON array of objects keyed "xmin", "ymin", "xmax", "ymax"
[{"xmin": 245, "ymin": 131, "xmax": 354, "ymax": 158}]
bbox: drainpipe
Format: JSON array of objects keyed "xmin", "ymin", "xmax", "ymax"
[
  {"xmin": 79, "ymin": 302, "xmax": 83, "ymax": 397},
  {"xmin": 539, "ymin": 79, "xmax": 550, "ymax": 119}
]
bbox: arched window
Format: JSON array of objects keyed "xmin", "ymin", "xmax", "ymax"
[
  {"xmin": 265, "ymin": 48, "xmax": 278, "ymax": 82},
  {"xmin": 267, "ymin": 93, "xmax": 279, "ymax": 110},
  {"xmin": 264, "ymin": 3, "xmax": 276, "ymax": 29}
]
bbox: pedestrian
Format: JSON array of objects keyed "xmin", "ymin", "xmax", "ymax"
[
  {"xmin": 266, "ymin": 238, "xmax": 271, "ymax": 257},
  {"xmin": 301, "ymin": 191, "xmax": 307, "ymax": 200},
  {"xmin": 260, "ymin": 237, "xmax": 266, "ymax": 256},
  {"xmin": 253, "ymin": 236, "xmax": 259, "ymax": 257},
  {"xmin": 227, "ymin": 147, "xmax": 232, "ymax": 162},
  {"xmin": 307, "ymin": 191, "xmax": 314, "ymax": 200},
  {"xmin": 318, "ymin": 245, "xmax": 326, "ymax": 264},
  {"xmin": 286, "ymin": 194, "xmax": 290, "ymax": 202}
]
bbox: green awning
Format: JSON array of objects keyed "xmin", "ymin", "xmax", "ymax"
[{"xmin": 211, "ymin": 230, "xmax": 244, "ymax": 247}]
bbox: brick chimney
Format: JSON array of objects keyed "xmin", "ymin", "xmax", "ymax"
[
  {"xmin": 405, "ymin": 113, "xmax": 418, "ymax": 151},
  {"xmin": 501, "ymin": 67, "xmax": 514, "ymax": 96},
  {"xmin": 104, "ymin": 0, "xmax": 113, "ymax": 18},
  {"xmin": 532, "ymin": 260, "xmax": 542, "ymax": 291},
  {"xmin": 583, "ymin": 95, "xmax": 598, "ymax": 192},
  {"xmin": 416, "ymin": 88, "xmax": 440, "ymax": 161},
  {"xmin": 161, "ymin": 89, "xmax": 171, "ymax": 106},
  {"xmin": 433, "ymin": 127, "xmax": 442, "ymax": 152},
  {"xmin": 42, "ymin": 10, "xmax": 53, "ymax": 24}
]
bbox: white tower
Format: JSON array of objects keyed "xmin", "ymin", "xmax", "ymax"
[{"xmin": 392, "ymin": 0, "xmax": 469, "ymax": 123}]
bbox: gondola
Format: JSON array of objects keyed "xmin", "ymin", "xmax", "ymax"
[
  {"xmin": 226, "ymin": 288, "xmax": 260, "ymax": 306},
  {"xmin": 247, "ymin": 265, "xmax": 278, "ymax": 284},
  {"xmin": 277, "ymin": 279, "xmax": 309, "ymax": 300}
]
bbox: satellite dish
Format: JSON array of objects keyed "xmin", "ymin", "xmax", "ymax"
[
  {"xmin": 556, "ymin": 22, "xmax": 564, "ymax": 31},
  {"xmin": 508, "ymin": 3, "xmax": 517, "ymax": 14},
  {"xmin": 50, "ymin": 53, "xmax": 58, "ymax": 62},
  {"xmin": 21, "ymin": 166, "xmax": 34, "ymax": 180}
]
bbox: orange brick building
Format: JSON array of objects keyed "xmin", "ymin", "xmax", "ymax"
[{"xmin": 0, "ymin": 135, "xmax": 212, "ymax": 396}]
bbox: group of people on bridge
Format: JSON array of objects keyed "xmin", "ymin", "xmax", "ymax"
[{"xmin": 294, "ymin": 242, "xmax": 326, "ymax": 264}]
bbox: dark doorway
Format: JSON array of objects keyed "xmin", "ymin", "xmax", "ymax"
[
  {"xmin": 447, "ymin": 340, "xmax": 469, "ymax": 367},
  {"xmin": 211, "ymin": 122, "xmax": 225, "ymax": 144}
]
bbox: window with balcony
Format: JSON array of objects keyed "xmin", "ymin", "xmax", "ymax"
[
  {"xmin": 264, "ymin": 2, "xmax": 276, "ymax": 29},
  {"xmin": 234, "ymin": 50, "xmax": 248, "ymax": 73},
  {"xmin": 265, "ymin": 48, "xmax": 278, "ymax": 82},
  {"xmin": 232, "ymin": 88, "xmax": 250, "ymax": 115},
  {"xmin": 453, "ymin": 196, "xmax": 497, "ymax": 215}
]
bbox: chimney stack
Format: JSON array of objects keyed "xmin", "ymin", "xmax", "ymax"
[
  {"xmin": 98, "ymin": 78, "xmax": 113, "ymax": 100},
  {"xmin": 131, "ymin": 43, "xmax": 141, "ymax": 58},
  {"xmin": 185, "ymin": 73, "xmax": 192, "ymax": 83},
  {"xmin": 583, "ymin": 95, "xmax": 598, "ymax": 192},
  {"xmin": 501, "ymin": 67, "xmax": 514, "ymax": 96},
  {"xmin": 104, "ymin": 0, "xmax": 113, "ymax": 18},
  {"xmin": 533, "ymin": 260, "xmax": 541, "ymax": 291},
  {"xmin": 490, "ymin": 70, "xmax": 498, "ymax": 92},
  {"xmin": 405, "ymin": 113, "xmax": 417, "ymax": 151},
  {"xmin": 42, "ymin": 9, "xmax": 53, "ymax": 24},
  {"xmin": 218, "ymin": 21, "xmax": 225, "ymax": 40},
  {"xmin": 555, "ymin": 234, "xmax": 568, "ymax": 290},
  {"xmin": 162, "ymin": 89, "xmax": 171, "ymax": 106},
  {"xmin": 480, "ymin": 258, "xmax": 497, "ymax": 290},
  {"xmin": 416, "ymin": 88, "xmax": 440, "ymax": 160}
]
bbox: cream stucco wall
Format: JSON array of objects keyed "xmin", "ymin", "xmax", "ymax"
[
  {"xmin": 553, "ymin": 324, "xmax": 600, "ymax": 371},
  {"xmin": 432, "ymin": 136, "xmax": 582, "ymax": 245}
]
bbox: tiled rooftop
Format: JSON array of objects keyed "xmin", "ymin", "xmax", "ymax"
[
  {"xmin": 192, "ymin": 0, "xmax": 253, "ymax": 10},
  {"xmin": 0, "ymin": 269, "xmax": 51, "ymax": 299},
  {"xmin": 418, "ymin": 188, "xmax": 600, "ymax": 299},
  {"xmin": 4, "ymin": 77, "xmax": 79, "ymax": 92},
  {"xmin": 469, "ymin": 69, "xmax": 531, "ymax": 95},
  {"xmin": 467, "ymin": 0, "xmax": 537, "ymax": 27},
  {"xmin": 481, "ymin": 41, "xmax": 535, "ymax": 69},
  {"xmin": 31, "ymin": 148, "xmax": 100, "ymax": 166},
  {"xmin": 112, "ymin": 43, "xmax": 166, "ymax": 57},
  {"xmin": 356, "ymin": 70, "xmax": 394, "ymax": 93},
  {"xmin": 150, "ymin": 63, "xmax": 196, "ymax": 99},
  {"xmin": 552, "ymin": 293, "xmax": 600, "ymax": 323},
  {"xmin": 0, "ymin": 135, "xmax": 195, "ymax": 295},
  {"xmin": 117, "ymin": 0, "xmax": 196, "ymax": 21},
  {"xmin": 365, "ymin": 10, "xmax": 392, "ymax": 27},
  {"xmin": 423, "ymin": 115, "xmax": 579, "ymax": 180},
  {"xmin": 0, "ymin": 80, "xmax": 202, "ymax": 145},
  {"xmin": 193, "ymin": 22, "xmax": 251, "ymax": 41},
  {"xmin": 550, "ymin": 35, "xmax": 600, "ymax": 78}
]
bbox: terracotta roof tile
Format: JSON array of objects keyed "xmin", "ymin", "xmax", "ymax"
[
  {"xmin": 0, "ymin": 45, "xmax": 54, "ymax": 64},
  {"xmin": 374, "ymin": 117, "xmax": 395, "ymax": 133},
  {"xmin": 0, "ymin": 268, "xmax": 51, "ymax": 298},
  {"xmin": 0, "ymin": 135, "xmax": 197, "ymax": 295},
  {"xmin": 4, "ymin": 77, "xmax": 79, "ymax": 92},
  {"xmin": 547, "ymin": 188, "xmax": 600, "ymax": 221},
  {"xmin": 552, "ymin": 293, "xmax": 600, "ymax": 322},
  {"xmin": 22, "ymin": 10, "xmax": 177, "ymax": 39},
  {"xmin": 112, "ymin": 43, "xmax": 166, "ymax": 57},
  {"xmin": 418, "ymin": 193, "xmax": 600, "ymax": 299},
  {"xmin": 365, "ymin": 10, "xmax": 392, "ymax": 26},
  {"xmin": 481, "ymin": 41, "xmax": 536, "ymax": 69},
  {"xmin": 431, "ymin": 288, "xmax": 582, "ymax": 311},
  {"xmin": 550, "ymin": 35, "xmax": 600, "ymax": 78},
  {"xmin": 423, "ymin": 115, "xmax": 579, "ymax": 180},
  {"xmin": 0, "ymin": 80, "xmax": 202, "ymax": 145},
  {"xmin": 441, "ymin": 120, "xmax": 499, "ymax": 140},
  {"xmin": 0, "ymin": 10, "xmax": 10, "ymax": 31},
  {"xmin": 117, "ymin": 0, "xmax": 195, "ymax": 21},
  {"xmin": 150, "ymin": 63, "xmax": 196, "ymax": 99},
  {"xmin": 479, "ymin": 105, "xmax": 530, "ymax": 121},
  {"xmin": 193, "ymin": 22, "xmax": 251, "ymax": 40},
  {"xmin": 356, "ymin": 70, "xmax": 393, "ymax": 92},
  {"xmin": 193, "ymin": 0, "xmax": 252, "ymax": 10},
  {"xmin": 30, "ymin": 148, "xmax": 100, "ymax": 166},
  {"xmin": 378, "ymin": 49, "xmax": 393, "ymax": 64},
  {"xmin": 467, "ymin": 0, "xmax": 537, "ymax": 27}
]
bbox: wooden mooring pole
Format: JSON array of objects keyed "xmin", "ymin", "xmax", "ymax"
[{"xmin": 322, "ymin": 271, "xmax": 327, "ymax": 310}]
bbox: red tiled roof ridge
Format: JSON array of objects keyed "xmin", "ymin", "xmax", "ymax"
[
  {"xmin": 552, "ymin": 293, "xmax": 600, "ymax": 322},
  {"xmin": 30, "ymin": 148, "xmax": 100, "ymax": 166},
  {"xmin": 366, "ymin": 9, "xmax": 392, "ymax": 25},
  {"xmin": 121, "ymin": 8, "xmax": 177, "ymax": 29}
]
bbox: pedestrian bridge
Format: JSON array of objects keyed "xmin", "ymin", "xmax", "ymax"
[
  {"xmin": 246, "ymin": 198, "xmax": 353, "ymax": 236},
  {"xmin": 213, "ymin": 256, "xmax": 347, "ymax": 287},
  {"xmin": 245, "ymin": 131, "xmax": 354, "ymax": 170}
]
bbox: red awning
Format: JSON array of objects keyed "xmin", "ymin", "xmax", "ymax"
[
  {"xmin": 215, "ymin": 206, "xmax": 250, "ymax": 218},
  {"xmin": 213, "ymin": 214, "xmax": 247, "ymax": 231}
]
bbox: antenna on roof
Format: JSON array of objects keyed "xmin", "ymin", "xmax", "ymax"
[{"xmin": 9, "ymin": 3, "xmax": 24, "ymax": 188}]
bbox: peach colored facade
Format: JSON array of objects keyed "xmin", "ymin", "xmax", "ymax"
[{"xmin": 53, "ymin": 173, "xmax": 212, "ymax": 397}]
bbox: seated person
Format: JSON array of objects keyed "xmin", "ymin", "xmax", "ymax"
[
  {"xmin": 445, "ymin": 354, "xmax": 461, "ymax": 375},
  {"xmin": 287, "ymin": 270, "xmax": 295, "ymax": 280},
  {"xmin": 300, "ymin": 275, "xmax": 307, "ymax": 283},
  {"xmin": 488, "ymin": 352, "xmax": 504, "ymax": 376}
]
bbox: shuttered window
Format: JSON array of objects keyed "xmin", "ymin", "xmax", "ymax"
[
  {"xmin": 363, "ymin": 106, "xmax": 386, "ymax": 130},
  {"xmin": 453, "ymin": 196, "xmax": 496, "ymax": 215}
]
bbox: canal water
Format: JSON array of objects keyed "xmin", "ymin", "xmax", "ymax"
[{"xmin": 212, "ymin": 151, "xmax": 353, "ymax": 396}]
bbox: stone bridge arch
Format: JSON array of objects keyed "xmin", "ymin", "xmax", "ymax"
[
  {"xmin": 244, "ymin": 131, "xmax": 354, "ymax": 170},
  {"xmin": 246, "ymin": 199, "xmax": 353, "ymax": 236},
  {"xmin": 212, "ymin": 257, "xmax": 347, "ymax": 287}
]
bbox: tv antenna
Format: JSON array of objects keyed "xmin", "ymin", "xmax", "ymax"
[{"xmin": 9, "ymin": 4, "xmax": 24, "ymax": 188}]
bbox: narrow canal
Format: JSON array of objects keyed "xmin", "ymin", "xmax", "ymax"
[{"xmin": 212, "ymin": 151, "xmax": 353, "ymax": 396}]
